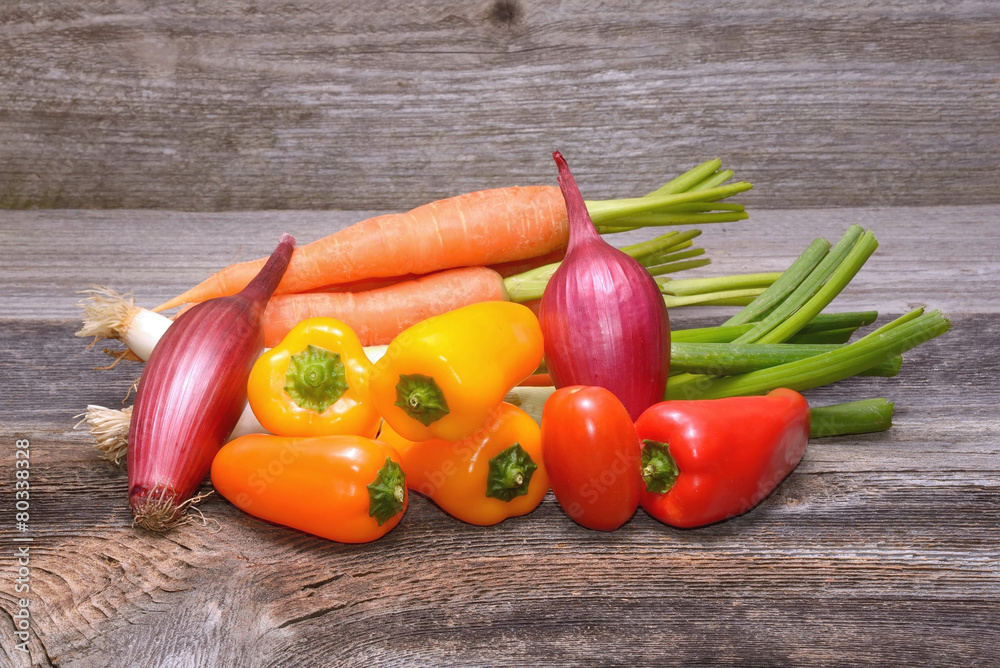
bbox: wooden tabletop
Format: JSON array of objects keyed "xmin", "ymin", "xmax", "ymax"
[{"xmin": 2, "ymin": 2, "xmax": 999, "ymax": 667}]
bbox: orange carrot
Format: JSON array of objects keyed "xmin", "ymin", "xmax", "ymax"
[
  {"xmin": 304, "ymin": 274, "xmax": 425, "ymax": 294},
  {"xmin": 520, "ymin": 298, "xmax": 542, "ymax": 318},
  {"xmin": 157, "ymin": 186, "xmax": 566, "ymax": 311},
  {"xmin": 263, "ymin": 266, "xmax": 508, "ymax": 347},
  {"xmin": 304, "ymin": 249, "xmax": 566, "ymax": 294},
  {"xmin": 488, "ymin": 246, "xmax": 567, "ymax": 278},
  {"xmin": 156, "ymin": 159, "xmax": 752, "ymax": 312},
  {"xmin": 518, "ymin": 373, "xmax": 553, "ymax": 387}
]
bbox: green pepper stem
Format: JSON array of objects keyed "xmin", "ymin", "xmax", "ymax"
[
  {"xmin": 283, "ymin": 344, "xmax": 348, "ymax": 414},
  {"xmin": 394, "ymin": 374, "xmax": 450, "ymax": 426},
  {"xmin": 485, "ymin": 443, "xmax": 538, "ymax": 502},
  {"xmin": 640, "ymin": 440, "xmax": 679, "ymax": 494},
  {"xmin": 367, "ymin": 458, "xmax": 407, "ymax": 526}
]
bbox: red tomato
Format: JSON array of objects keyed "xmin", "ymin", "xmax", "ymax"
[{"xmin": 540, "ymin": 386, "xmax": 643, "ymax": 531}]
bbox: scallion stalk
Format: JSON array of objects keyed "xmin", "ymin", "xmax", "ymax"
[
  {"xmin": 504, "ymin": 230, "xmax": 710, "ymax": 303},
  {"xmin": 660, "ymin": 272, "xmax": 782, "ymax": 297},
  {"xmin": 586, "ymin": 182, "xmax": 754, "ymax": 227},
  {"xmin": 666, "ymin": 309, "xmax": 950, "ymax": 400},
  {"xmin": 732, "ymin": 225, "xmax": 867, "ymax": 344},
  {"xmin": 809, "ymin": 398, "xmax": 895, "ymax": 437},
  {"xmin": 662, "ymin": 289, "xmax": 766, "ymax": 309},
  {"xmin": 723, "ymin": 238, "xmax": 832, "ymax": 326},
  {"xmin": 585, "ymin": 158, "xmax": 753, "ymax": 233},
  {"xmin": 669, "ymin": 342, "xmax": 902, "ymax": 377},
  {"xmin": 670, "ymin": 311, "xmax": 878, "ymax": 344},
  {"xmin": 755, "ymin": 230, "xmax": 878, "ymax": 344}
]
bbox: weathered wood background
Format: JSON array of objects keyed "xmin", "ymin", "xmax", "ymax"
[{"xmin": 1, "ymin": 1, "xmax": 998, "ymax": 666}]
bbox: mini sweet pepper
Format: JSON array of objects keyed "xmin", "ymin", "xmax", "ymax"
[
  {"xmin": 377, "ymin": 402, "xmax": 548, "ymax": 526},
  {"xmin": 247, "ymin": 317, "xmax": 380, "ymax": 437},
  {"xmin": 369, "ymin": 301, "xmax": 544, "ymax": 442},
  {"xmin": 635, "ymin": 388, "xmax": 811, "ymax": 528}
]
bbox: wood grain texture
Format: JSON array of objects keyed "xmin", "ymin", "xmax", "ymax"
[
  {"xmin": 1, "ymin": 206, "xmax": 999, "ymax": 667},
  {"xmin": 2, "ymin": 205, "xmax": 998, "ymax": 320},
  {"xmin": 2, "ymin": 0, "xmax": 999, "ymax": 211}
]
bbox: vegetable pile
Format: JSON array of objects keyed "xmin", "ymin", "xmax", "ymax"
[{"xmin": 76, "ymin": 152, "xmax": 948, "ymax": 538}]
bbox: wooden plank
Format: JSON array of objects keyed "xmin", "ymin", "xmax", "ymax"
[
  {"xmin": 1, "ymin": 203, "xmax": 998, "ymax": 666},
  {"xmin": 2, "ymin": 205, "xmax": 997, "ymax": 319},
  {"xmin": 1, "ymin": 1, "xmax": 998, "ymax": 210},
  {"xmin": 1, "ymin": 367, "xmax": 998, "ymax": 667}
]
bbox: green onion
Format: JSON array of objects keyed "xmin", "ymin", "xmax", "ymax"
[
  {"xmin": 723, "ymin": 238, "xmax": 831, "ymax": 326},
  {"xmin": 666, "ymin": 309, "xmax": 950, "ymax": 400},
  {"xmin": 809, "ymin": 398, "xmax": 895, "ymax": 437},
  {"xmin": 671, "ymin": 311, "xmax": 878, "ymax": 344},
  {"xmin": 756, "ymin": 230, "xmax": 878, "ymax": 344},
  {"xmin": 732, "ymin": 226, "xmax": 868, "ymax": 344},
  {"xmin": 663, "ymin": 289, "xmax": 766, "ymax": 309},
  {"xmin": 587, "ymin": 158, "xmax": 753, "ymax": 233},
  {"xmin": 660, "ymin": 272, "xmax": 781, "ymax": 297},
  {"xmin": 503, "ymin": 230, "xmax": 712, "ymax": 303},
  {"xmin": 669, "ymin": 342, "xmax": 902, "ymax": 377}
]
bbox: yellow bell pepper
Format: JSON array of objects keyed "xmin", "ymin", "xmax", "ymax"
[
  {"xmin": 378, "ymin": 402, "xmax": 548, "ymax": 526},
  {"xmin": 247, "ymin": 317, "xmax": 380, "ymax": 437},
  {"xmin": 369, "ymin": 301, "xmax": 544, "ymax": 442}
]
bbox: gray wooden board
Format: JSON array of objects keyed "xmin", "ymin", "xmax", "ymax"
[
  {"xmin": 2, "ymin": 1, "xmax": 999, "ymax": 211},
  {"xmin": 1, "ymin": 205, "xmax": 998, "ymax": 319},
  {"xmin": 0, "ymin": 206, "xmax": 998, "ymax": 666}
]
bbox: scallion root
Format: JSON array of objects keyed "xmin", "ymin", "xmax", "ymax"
[
  {"xmin": 76, "ymin": 286, "xmax": 137, "ymax": 344},
  {"xmin": 96, "ymin": 347, "xmax": 143, "ymax": 370},
  {"xmin": 131, "ymin": 487, "xmax": 214, "ymax": 533},
  {"xmin": 75, "ymin": 405, "xmax": 132, "ymax": 465}
]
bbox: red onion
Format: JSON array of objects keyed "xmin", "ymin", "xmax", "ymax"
[
  {"xmin": 539, "ymin": 152, "xmax": 671, "ymax": 420},
  {"xmin": 128, "ymin": 234, "xmax": 295, "ymax": 531}
]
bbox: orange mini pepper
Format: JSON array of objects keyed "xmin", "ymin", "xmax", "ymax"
[
  {"xmin": 377, "ymin": 402, "xmax": 549, "ymax": 526},
  {"xmin": 247, "ymin": 317, "xmax": 380, "ymax": 437},
  {"xmin": 211, "ymin": 433, "xmax": 407, "ymax": 543},
  {"xmin": 369, "ymin": 301, "xmax": 544, "ymax": 443}
]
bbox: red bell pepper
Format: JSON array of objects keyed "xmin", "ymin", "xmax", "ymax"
[{"xmin": 635, "ymin": 388, "xmax": 811, "ymax": 528}]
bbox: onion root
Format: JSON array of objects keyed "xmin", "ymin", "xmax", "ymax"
[{"xmin": 131, "ymin": 487, "xmax": 214, "ymax": 533}]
